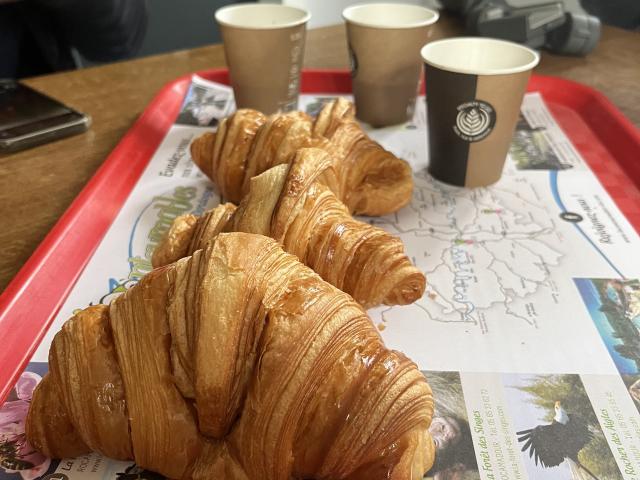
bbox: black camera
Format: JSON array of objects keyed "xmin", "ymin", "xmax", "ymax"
[{"xmin": 440, "ymin": 0, "xmax": 601, "ymax": 55}]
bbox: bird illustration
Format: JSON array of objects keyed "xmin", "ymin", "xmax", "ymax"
[{"xmin": 517, "ymin": 401, "xmax": 600, "ymax": 480}]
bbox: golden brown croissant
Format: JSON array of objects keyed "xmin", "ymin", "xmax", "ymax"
[
  {"xmin": 190, "ymin": 98, "xmax": 413, "ymax": 216},
  {"xmin": 26, "ymin": 233, "xmax": 435, "ymax": 480},
  {"xmin": 153, "ymin": 148, "xmax": 425, "ymax": 308}
]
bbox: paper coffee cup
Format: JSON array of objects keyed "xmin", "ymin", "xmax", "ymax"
[
  {"xmin": 421, "ymin": 37, "xmax": 539, "ymax": 187},
  {"xmin": 343, "ymin": 3, "xmax": 439, "ymax": 127},
  {"xmin": 215, "ymin": 4, "xmax": 310, "ymax": 114}
]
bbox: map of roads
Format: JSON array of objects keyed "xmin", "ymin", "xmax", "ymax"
[{"xmin": 370, "ymin": 169, "xmax": 563, "ymax": 334}]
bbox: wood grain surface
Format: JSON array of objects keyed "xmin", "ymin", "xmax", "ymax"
[{"xmin": 0, "ymin": 13, "xmax": 638, "ymax": 292}]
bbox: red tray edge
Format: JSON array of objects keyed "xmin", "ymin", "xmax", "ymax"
[
  {"xmin": 529, "ymin": 74, "xmax": 640, "ymax": 190},
  {"xmin": 0, "ymin": 71, "xmax": 194, "ymax": 402},
  {"xmin": 1, "ymin": 68, "xmax": 639, "ymax": 403}
]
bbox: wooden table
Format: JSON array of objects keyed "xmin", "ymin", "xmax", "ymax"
[{"xmin": 0, "ymin": 14, "xmax": 639, "ymax": 292}]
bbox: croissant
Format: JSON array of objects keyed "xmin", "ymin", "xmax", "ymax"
[
  {"xmin": 26, "ymin": 232, "xmax": 435, "ymax": 480},
  {"xmin": 190, "ymin": 98, "xmax": 413, "ymax": 216},
  {"xmin": 153, "ymin": 148, "xmax": 425, "ymax": 308}
]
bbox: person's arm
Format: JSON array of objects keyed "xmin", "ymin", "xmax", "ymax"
[{"xmin": 36, "ymin": 0, "xmax": 148, "ymax": 61}]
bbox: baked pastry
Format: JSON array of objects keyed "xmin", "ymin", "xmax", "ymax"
[
  {"xmin": 190, "ymin": 98, "xmax": 413, "ymax": 216},
  {"xmin": 153, "ymin": 148, "xmax": 425, "ymax": 308},
  {"xmin": 26, "ymin": 233, "xmax": 435, "ymax": 480}
]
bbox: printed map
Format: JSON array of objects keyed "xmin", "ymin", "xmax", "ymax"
[{"xmin": 370, "ymin": 169, "xmax": 562, "ymax": 333}]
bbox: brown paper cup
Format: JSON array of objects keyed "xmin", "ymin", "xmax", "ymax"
[
  {"xmin": 343, "ymin": 3, "xmax": 438, "ymax": 127},
  {"xmin": 421, "ymin": 37, "xmax": 539, "ymax": 188},
  {"xmin": 215, "ymin": 4, "xmax": 310, "ymax": 114}
]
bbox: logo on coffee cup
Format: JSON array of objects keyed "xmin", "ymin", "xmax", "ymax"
[{"xmin": 453, "ymin": 100, "xmax": 496, "ymax": 142}]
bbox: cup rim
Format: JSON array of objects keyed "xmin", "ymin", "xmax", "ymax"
[
  {"xmin": 215, "ymin": 3, "xmax": 311, "ymax": 30},
  {"xmin": 342, "ymin": 3, "xmax": 439, "ymax": 29},
  {"xmin": 421, "ymin": 37, "xmax": 540, "ymax": 75}
]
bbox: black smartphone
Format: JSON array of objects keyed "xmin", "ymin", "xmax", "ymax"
[{"xmin": 0, "ymin": 79, "xmax": 91, "ymax": 153}]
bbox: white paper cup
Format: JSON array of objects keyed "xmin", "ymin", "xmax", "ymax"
[
  {"xmin": 421, "ymin": 37, "xmax": 539, "ymax": 187},
  {"xmin": 343, "ymin": 3, "xmax": 439, "ymax": 127},
  {"xmin": 215, "ymin": 4, "xmax": 311, "ymax": 114}
]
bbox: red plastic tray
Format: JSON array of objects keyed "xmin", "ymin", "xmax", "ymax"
[{"xmin": 1, "ymin": 69, "xmax": 639, "ymax": 403}]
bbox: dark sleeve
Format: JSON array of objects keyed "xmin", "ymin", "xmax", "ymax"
[
  {"xmin": 0, "ymin": 6, "xmax": 22, "ymax": 78},
  {"xmin": 580, "ymin": 0, "xmax": 640, "ymax": 29},
  {"xmin": 35, "ymin": 0, "xmax": 149, "ymax": 62}
]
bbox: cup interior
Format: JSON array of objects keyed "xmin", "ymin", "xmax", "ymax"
[
  {"xmin": 343, "ymin": 3, "xmax": 438, "ymax": 29},
  {"xmin": 421, "ymin": 37, "xmax": 539, "ymax": 75},
  {"xmin": 215, "ymin": 4, "xmax": 310, "ymax": 29}
]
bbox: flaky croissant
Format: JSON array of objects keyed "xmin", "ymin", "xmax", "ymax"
[
  {"xmin": 26, "ymin": 233, "xmax": 435, "ymax": 480},
  {"xmin": 190, "ymin": 98, "xmax": 413, "ymax": 216},
  {"xmin": 153, "ymin": 148, "xmax": 425, "ymax": 308}
]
